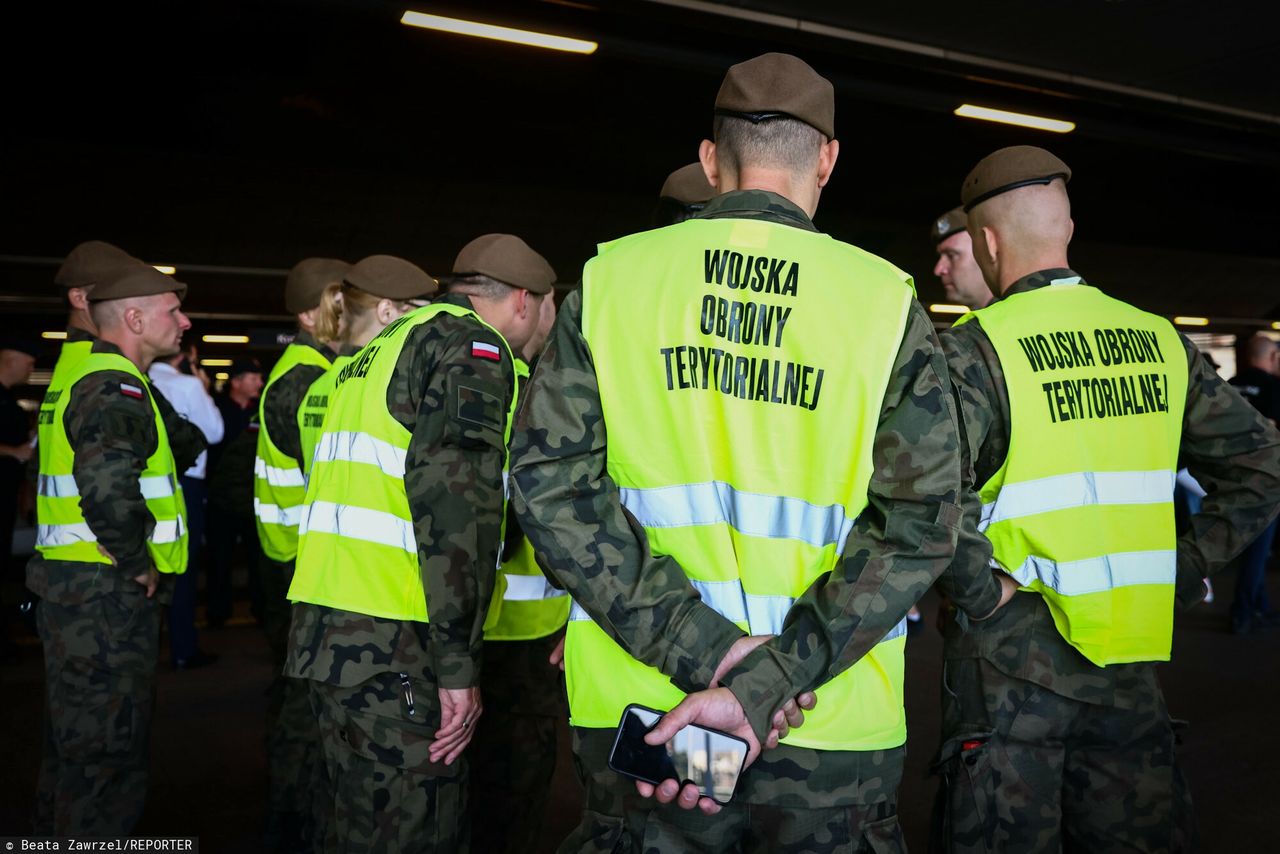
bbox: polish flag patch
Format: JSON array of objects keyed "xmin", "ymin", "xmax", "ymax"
[
  {"xmin": 471, "ymin": 342, "xmax": 501, "ymax": 361},
  {"xmin": 119, "ymin": 383, "xmax": 145, "ymax": 400}
]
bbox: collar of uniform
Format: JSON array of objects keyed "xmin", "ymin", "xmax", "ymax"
[
  {"xmin": 439, "ymin": 292, "xmax": 475, "ymax": 311},
  {"xmin": 338, "ymin": 342, "xmax": 361, "ymax": 357},
  {"xmin": 696, "ymin": 189, "xmax": 818, "ymax": 232},
  {"xmin": 150, "ymin": 361, "xmax": 179, "ymax": 376},
  {"xmin": 88, "ymin": 337, "xmax": 128, "ymax": 360},
  {"xmin": 293, "ymin": 329, "xmax": 331, "ymax": 356},
  {"xmin": 66, "ymin": 326, "xmax": 96, "ymax": 343},
  {"xmin": 1002, "ymin": 267, "xmax": 1087, "ymax": 299}
]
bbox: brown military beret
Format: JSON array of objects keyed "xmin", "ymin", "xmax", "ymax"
[
  {"xmin": 54, "ymin": 240, "xmax": 144, "ymax": 291},
  {"xmin": 452, "ymin": 234, "xmax": 557, "ymax": 295},
  {"xmin": 931, "ymin": 206, "xmax": 968, "ymax": 244},
  {"xmin": 660, "ymin": 163, "xmax": 715, "ymax": 206},
  {"xmin": 285, "ymin": 258, "xmax": 351, "ymax": 314},
  {"xmin": 715, "ymin": 53, "xmax": 835, "ymax": 139},
  {"xmin": 88, "ymin": 265, "xmax": 188, "ymax": 302},
  {"xmin": 961, "ymin": 145, "xmax": 1072, "ymax": 212},
  {"xmin": 344, "ymin": 255, "xmax": 437, "ymax": 301}
]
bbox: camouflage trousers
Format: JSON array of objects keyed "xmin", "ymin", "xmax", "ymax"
[
  {"xmin": 34, "ymin": 589, "xmax": 161, "ymax": 835},
  {"xmin": 561, "ymin": 727, "xmax": 905, "ymax": 854},
  {"xmin": 930, "ymin": 657, "xmax": 1197, "ymax": 853},
  {"xmin": 261, "ymin": 556, "xmax": 320, "ymax": 827},
  {"xmin": 469, "ymin": 632, "xmax": 566, "ymax": 854},
  {"xmin": 310, "ymin": 672, "xmax": 468, "ymax": 854}
]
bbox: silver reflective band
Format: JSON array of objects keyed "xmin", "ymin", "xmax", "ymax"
[
  {"xmin": 1006, "ymin": 549, "xmax": 1176, "ymax": 596},
  {"xmin": 300, "ymin": 500, "xmax": 416, "ymax": 555},
  {"xmin": 313, "ymin": 431, "xmax": 407, "ymax": 479},
  {"xmin": 39, "ymin": 473, "xmax": 175, "ymax": 500},
  {"xmin": 36, "ymin": 522, "xmax": 98, "ymax": 547},
  {"xmin": 980, "ymin": 470, "xmax": 1174, "ymax": 531},
  {"xmin": 254, "ymin": 498, "xmax": 305, "ymax": 528},
  {"xmin": 620, "ymin": 481, "xmax": 855, "ymax": 550},
  {"xmin": 1049, "ymin": 276, "xmax": 1083, "ymax": 286},
  {"xmin": 139, "ymin": 475, "xmax": 176, "ymax": 500},
  {"xmin": 502, "ymin": 574, "xmax": 568, "ymax": 602},
  {"xmin": 255, "ymin": 457, "xmax": 306, "ymax": 488},
  {"xmin": 151, "ymin": 517, "xmax": 186, "ymax": 544}
]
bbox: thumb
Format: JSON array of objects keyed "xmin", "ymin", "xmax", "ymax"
[{"xmin": 643, "ymin": 700, "xmax": 697, "ymax": 746}]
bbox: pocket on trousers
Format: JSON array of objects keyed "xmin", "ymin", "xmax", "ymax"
[
  {"xmin": 931, "ymin": 730, "xmax": 998, "ymax": 853},
  {"xmin": 860, "ymin": 813, "xmax": 906, "ymax": 854}
]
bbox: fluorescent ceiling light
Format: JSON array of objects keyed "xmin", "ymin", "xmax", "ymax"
[
  {"xmin": 42, "ymin": 331, "xmax": 68, "ymax": 340},
  {"xmin": 201, "ymin": 358, "xmax": 233, "ymax": 366},
  {"xmin": 153, "ymin": 265, "xmax": 177, "ymax": 275},
  {"xmin": 1173, "ymin": 316, "xmax": 1210, "ymax": 327},
  {"xmin": 929, "ymin": 303, "xmax": 970, "ymax": 315},
  {"xmin": 202, "ymin": 334, "xmax": 250, "ymax": 344},
  {"xmin": 955, "ymin": 104, "xmax": 1075, "ymax": 133},
  {"xmin": 1272, "ymin": 322, "xmax": 1280, "ymax": 331},
  {"xmin": 400, "ymin": 11, "xmax": 598, "ymax": 54},
  {"xmin": 214, "ymin": 372, "xmax": 230, "ymax": 380}
]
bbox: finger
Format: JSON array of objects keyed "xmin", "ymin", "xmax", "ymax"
[
  {"xmin": 635, "ymin": 780, "xmax": 656, "ymax": 799},
  {"xmin": 783, "ymin": 701, "xmax": 805, "ymax": 730},
  {"xmin": 441, "ymin": 730, "xmax": 475, "ymax": 766},
  {"xmin": 764, "ymin": 728, "xmax": 780, "ymax": 751},
  {"xmin": 428, "ymin": 730, "xmax": 469, "ymax": 762},
  {"xmin": 769, "ymin": 709, "xmax": 789, "ymax": 741},
  {"xmin": 676, "ymin": 783, "xmax": 701, "ymax": 810},
  {"xmin": 797, "ymin": 691, "xmax": 817, "ymax": 710},
  {"xmin": 644, "ymin": 701, "xmax": 697, "ymax": 745},
  {"xmin": 654, "ymin": 779, "xmax": 680, "ymax": 805},
  {"xmin": 698, "ymin": 797, "xmax": 723, "ymax": 816}
]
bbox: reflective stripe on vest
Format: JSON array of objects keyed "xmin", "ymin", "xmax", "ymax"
[
  {"xmin": 35, "ymin": 349, "xmax": 189, "ymax": 572},
  {"xmin": 289, "ymin": 304, "xmax": 517, "ymax": 622},
  {"xmin": 484, "ymin": 535, "xmax": 571, "ymax": 641},
  {"xmin": 571, "ymin": 216, "xmax": 915, "ymax": 751},
  {"xmin": 961, "ymin": 283, "xmax": 1187, "ymax": 665},
  {"xmin": 254, "ymin": 341, "xmax": 332, "ymax": 561}
]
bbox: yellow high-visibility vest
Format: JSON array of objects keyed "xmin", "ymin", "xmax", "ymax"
[
  {"xmin": 288, "ymin": 304, "xmax": 517, "ymax": 621},
  {"xmin": 297, "ymin": 353, "xmax": 353, "ymax": 478},
  {"xmin": 36, "ymin": 351, "xmax": 189, "ymax": 573},
  {"xmin": 572, "ymin": 216, "xmax": 915, "ymax": 751},
  {"xmin": 960, "ymin": 278, "xmax": 1187, "ymax": 664},
  {"xmin": 255, "ymin": 342, "xmax": 332, "ymax": 561}
]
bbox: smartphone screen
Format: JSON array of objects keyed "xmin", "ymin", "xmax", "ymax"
[{"xmin": 607, "ymin": 705, "xmax": 748, "ymax": 804}]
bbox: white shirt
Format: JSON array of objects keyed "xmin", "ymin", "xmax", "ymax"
[{"xmin": 148, "ymin": 361, "xmax": 225, "ymax": 479}]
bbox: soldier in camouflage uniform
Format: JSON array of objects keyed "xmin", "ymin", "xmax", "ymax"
[
  {"xmin": 286, "ymin": 244, "xmax": 550, "ymax": 853},
  {"xmin": 254, "ymin": 256, "xmax": 349, "ymax": 851},
  {"xmin": 29, "ymin": 262, "xmax": 206, "ymax": 835},
  {"xmin": 932, "ymin": 146, "xmax": 1280, "ymax": 852},
  {"xmin": 509, "ymin": 54, "xmax": 1003, "ymax": 853}
]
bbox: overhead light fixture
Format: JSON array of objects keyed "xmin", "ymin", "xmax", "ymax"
[
  {"xmin": 153, "ymin": 265, "xmax": 176, "ymax": 275},
  {"xmin": 42, "ymin": 331, "xmax": 68, "ymax": 340},
  {"xmin": 929, "ymin": 303, "xmax": 970, "ymax": 315},
  {"xmin": 1272, "ymin": 322, "xmax": 1280, "ymax": 331},
  {"xmin": 214, "ymin": 372, "xmax": 230, "ymax": 381},
  {"xmin": 202, "ymin": 334, "xmax": 250, "ymax": 344},
  {"xmin": 1173, "ymin": 316, "xmax": 1210, "ymax": 327},
  {"xmin": 201, "ymin": 358, "xmax": 233, "ymax": 367},
  {"xmin": 400, "ymin": 11, "xmax": 598, "ymax": 54},
  {"xmin": 954, "ymin": 104, "xmax": 1075, "ymax": 134}
]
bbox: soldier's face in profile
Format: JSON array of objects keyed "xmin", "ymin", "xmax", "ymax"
[
  {"xmin": 140, "ymin": 291, "xmax": 192, "ymax": 359},
  {"xmin": 934, "ymin": 230, "xmax": 990, "ymax": 308}
]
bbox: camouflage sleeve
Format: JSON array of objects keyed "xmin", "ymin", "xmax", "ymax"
[
  {"xmin": 390, "ymin": 316, "xmax": 515, "ymax": 689},
  {"xmin": 509, "ymin": 289, "xmax": 744, "ymax": 692},
  {"xmin": 65, "ymin": 372, "xmax": 158, "ymax": 576},
  {"xmin": 723, "ymin": 302, "xmax": 980, "ymax": 739},
  {"xmin": 152, "ymin": 384, "xmax": 208, "ymax": 473},
  {"xmin": 1177, "ymin": 335, "xmax": 1280, "ymax": 601},
  {"xmin": 264, "ymin": 364, "xmax": 325, "ymax": 463}
]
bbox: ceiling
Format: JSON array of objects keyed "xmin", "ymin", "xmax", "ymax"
[{"xmin": 2, "ymin": 0, "xmax": 1278, "ymax": 373}]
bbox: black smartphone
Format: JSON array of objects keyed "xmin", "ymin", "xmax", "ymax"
[{"xmin": 607, "ymin": 703, "xmax": 749, "ymax": 805}]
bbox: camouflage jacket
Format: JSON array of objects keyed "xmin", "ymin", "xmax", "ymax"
[
  {"xmin": 510, "ymin": 190, "xmax": 997, "ymax": 742},
  {"xmin": 262, "ymin": 330, "xmax": 331, "ymax": 464},
  {"xmin": 27, "ymin": 335, "xmax": 207, "ymax": 605},
  {"xmin": 287, "ymin": 295, "xmax": 516, "ymax": 690},
  {"xmin": 940, "ymin": 268, "xmax": 1280, "ymax": 706}
]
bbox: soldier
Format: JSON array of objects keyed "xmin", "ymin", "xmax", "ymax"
[
  {"xmin": 252, "ymin": 256, "xmax": 349, "ymax": 849},
  {"xmin": 510, "ymin": 53, "xmax": 1001, "ymax": 851},
  {"xmin": 285, "ymin": 243, "xmax": 547, "ymax": 852},
  {"xmin": 656, "ymin": 162, "xmax": 716, "ymax": 226},
  {"xmin": 932, "ymin": 205, "xmax": 992, "ymax": 310},
  {"xmin": 451, "ymin": 238, "xmax": 567, "ymax": 854},
  {"xmin": 29, "ymin": 264, "xmax": 205, "ymax": 834},
  {"xmin": 933, "ymin": 145, "xmax": 1280, "ymax": 851}
]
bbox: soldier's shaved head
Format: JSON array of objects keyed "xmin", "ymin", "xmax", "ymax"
[
  {"xmin": 1242, "ymin": 333, "xmax": 1278, "ymax": 371},
  {"xmin": 968, "ymin": 179, "xmax": 1074, "ymax": 294}
]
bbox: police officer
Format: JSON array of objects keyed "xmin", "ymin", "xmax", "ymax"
[
  {"xmin": 931, "ymin": 206, "xmax": 993, "ymax": 309},
  {"xmin": 933, "ymin": 145, "xmax": 1280, "ymax": 851},
  {"xmin": 510, "ymin": 53, "xmax": 997, "ymax": 850},
  {"xmin": 30, "ymin": 264, "xmax": 204, "ymax": 835},
  {"xmin": 285, "ymin": 246, "xmax": 547, "ymax": 852},
  {"xmin": 656, "ymin": 162, "xmax": 716, "ymax": 226},
  {"xmin": 252, "ymin": 256, "xmax": 349, "ymax": 848},
  {"xmin": 447, "ymin": 236, "xmax": 568, "ymax": 854}
]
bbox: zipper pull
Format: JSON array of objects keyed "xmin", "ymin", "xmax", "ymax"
[{"xmin": 399, "ymin": 672, "xmax": 415, "ymax": 717}]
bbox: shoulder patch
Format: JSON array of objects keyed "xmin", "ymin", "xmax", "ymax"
[
  {"xmin": 471, "ymin": 341, "xmax": 502, "ymax": 362},
  {"xmin": 119, "ymin": 382, "xmax": 145, "ymax": 399}
]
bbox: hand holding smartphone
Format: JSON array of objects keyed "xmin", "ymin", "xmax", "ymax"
[{"xmin": 607, "ymin": 703, "xmax": 749, "ymax": 806}]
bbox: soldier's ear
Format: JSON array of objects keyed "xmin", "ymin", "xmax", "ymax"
[
  {"xmin": 124, "ymin": 305, "xmax": 145, "ymax": 334},
  {"xmin": 699, "ymin": 140, "xmax": 720, "ymax": 191},
  {"xmin": 816, "ymin": 138, "xmax": 839, "ymax": 189}
]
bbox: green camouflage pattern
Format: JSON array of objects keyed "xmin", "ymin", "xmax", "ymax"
[
  {"xmin": 310, "ymin": 673, "xmax": 469, "ymax": 854},
  {"xmin": 469, "ymin": 631, "xmax": 566, "ymax": 854},
  {"xmin": 509, "ymin": 189, "xmax": 995, "ymax": 745},
  {"xmin": 563, "ymin": 727, "xmax": 906, "ymax": 853},
  {"xmin": 287, "ymin": 297, "xmax": 515, "ymax": 692},
  {"xmin": 33, "ymin": 584, "xmax": 162, "ymax": 835},
  {"xmin": 929, "ymin": 657, "xmax": 1196, "ymax": 853},
  {"xmin": 261, "ymin": 331, "xmax": 330, "ymax": 464}
]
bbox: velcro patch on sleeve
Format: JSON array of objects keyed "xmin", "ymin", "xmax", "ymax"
[
  {"xmin": 471, "ymin": 341, "xmax": 501, "ymax": 361},
  {"xmin": 455, "ymin": 383, "xmax": 503, "ymax": 429}
]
